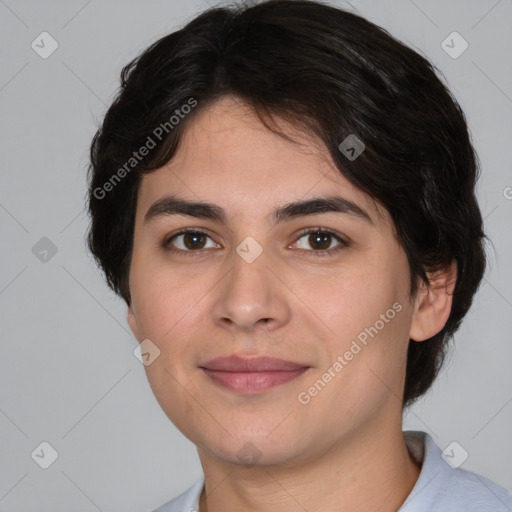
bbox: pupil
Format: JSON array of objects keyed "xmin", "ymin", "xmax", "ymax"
[
  {"xmin": 310, "ymin": 232, "xmax": 330, "ymax": 250},
  {"xmin": 185, "ymin": 232, "xmax": 205, "ymax": 250}
]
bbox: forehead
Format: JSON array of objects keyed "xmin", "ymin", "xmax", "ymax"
[{"xmin": 135, "ymin": 96, "xmax": 388, "ymax": 226}]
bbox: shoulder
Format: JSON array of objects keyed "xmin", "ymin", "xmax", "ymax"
[
  {"xmin": 149, "ymin": 477, "xmax": 204, "ymax": 512},
  {"xmin": 400, "ymin": 430, "xmax": 512, "ymax": 512}
]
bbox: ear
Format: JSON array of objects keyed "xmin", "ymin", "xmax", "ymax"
[
  {"xmin": 127, "ymin": 303, "xmax": 141, "ymax": 343},
  {"xmin": 409, "ymin": 260, "xmax": 457, "ymax": 342}
]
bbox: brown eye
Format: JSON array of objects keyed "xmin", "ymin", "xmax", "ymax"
[
  {"xmin": 293, "ymin": 228, "xmax": 348, "ymax": 256},
  {"xmin": 164, "ymin": 230, "xmax": 218, "ymax": 252},
  {"xmin": 308, "ymin": 232, "xmax": 332, "ymax": 250},
  {"xmin": 182, "ymin": 232, "xmax": 207, "ymax": 250}
]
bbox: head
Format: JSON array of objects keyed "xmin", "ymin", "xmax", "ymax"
[{"xmin": 86, "ymin": 0, "xmax": 486, "ymax": 465}]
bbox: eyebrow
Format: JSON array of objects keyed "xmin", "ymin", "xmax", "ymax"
[{"xmin": 144, "ymin": 194, "xmax": 374, "ymax": 226}]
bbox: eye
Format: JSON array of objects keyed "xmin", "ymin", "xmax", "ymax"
[
  {"xmin": 162, "ymin": 227, "xmax": 348, "ymax": 257},
  {"xmin": 291, "ymin": 228, "xmax": 347, "ymax": 256},
  {"xmin": 163, "ymin": 228, "xmax": 219, "ymax": 254}
]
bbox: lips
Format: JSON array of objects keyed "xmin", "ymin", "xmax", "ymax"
[
  {"xmin": 200, "ymin": 355, "xmax": 308, "ymax": 372},
  {"xmin": 199, "ymin": 355, "xmax": 310, "ymax": 393}
]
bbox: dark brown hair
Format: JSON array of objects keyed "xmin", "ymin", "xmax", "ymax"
[{"xmin": 86, "ymin": 0, "xmax": 487, "ymax": 410}]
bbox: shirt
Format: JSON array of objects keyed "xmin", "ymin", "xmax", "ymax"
[{"xmin": 150, "ymin": 430, "xmax": 512, "ymax": 511}]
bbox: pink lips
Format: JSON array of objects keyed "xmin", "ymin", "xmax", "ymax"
[{"xmin": 200, "ymin": 355, "xmax": 309, "ymax": 393}]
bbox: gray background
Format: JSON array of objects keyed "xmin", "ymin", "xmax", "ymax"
[{"xmin": 0, "ymin": 0, "xmax": 511, "ymax": 510}]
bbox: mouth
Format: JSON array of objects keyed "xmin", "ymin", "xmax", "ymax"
[{"xmin": 199, "ymin": 355, "xmax": 310, "ymax": 394}]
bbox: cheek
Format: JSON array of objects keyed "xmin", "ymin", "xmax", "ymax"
[
  {"xmin": 313, "ymin": 260, "xmax": 411, "ymax": 373},
  {"xmin": 312, "ymin": 266, "xmax": 397, "ymax": 334},
  {"xmin": 130, "ymin": 258, "xmax": 207, "ymax": 340},
  {"xmin": 131, "ymin": 267, "xmax": 206, "ymax": 422}
]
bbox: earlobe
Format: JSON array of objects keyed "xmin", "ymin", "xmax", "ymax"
[{"xmin": 409, "ymin": 260, "xmax": 457, "ymax": 342}]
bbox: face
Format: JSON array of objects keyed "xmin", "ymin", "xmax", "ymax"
[{"xmin": 127, "ymin": 96, "xmax": 418, "ymax": 468}]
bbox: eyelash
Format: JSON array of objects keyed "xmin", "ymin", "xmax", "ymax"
[{"xmin": 161, "ymin": 227, "xmax": 348, "ymax": 257}]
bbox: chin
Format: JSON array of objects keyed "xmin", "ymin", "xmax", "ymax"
[{"xmin": 201, "ymin": 429, "xmax": 308, "ymax": 468}]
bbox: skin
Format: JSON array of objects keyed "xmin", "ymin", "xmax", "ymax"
[{"xmin": 127, "ymin": 96, "xmax": 456, "ymax": 512}]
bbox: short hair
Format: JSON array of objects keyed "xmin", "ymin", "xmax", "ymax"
[{"xmin": 86, "ymin": 0, "xmax": 487, "ymax": 410}]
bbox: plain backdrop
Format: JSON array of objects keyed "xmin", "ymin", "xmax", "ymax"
[{"xmin": 0, "ymin": 0, "xmax": 511, "ymax": 510}]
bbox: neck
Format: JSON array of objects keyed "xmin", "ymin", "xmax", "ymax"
[{"xmin": 197, "ymin": 420, "xmax": 421, "ymax": 512}]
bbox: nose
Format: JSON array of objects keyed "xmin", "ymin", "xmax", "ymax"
[{"xmin": 210, "ymin": 245, "xmax": 291, "ymax": 333}]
